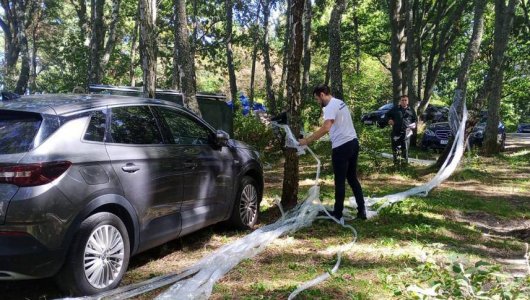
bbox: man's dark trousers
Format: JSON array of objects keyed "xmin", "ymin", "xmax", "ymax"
[
  {"xmin": 331, "ymin": 138, "xmax": 365, "ymax": 219},
  {"xmin": 391, "ymin": 133, "xmax": 410, "ymax": 164}
]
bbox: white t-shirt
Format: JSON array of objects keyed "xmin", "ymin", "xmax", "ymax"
[{"xmin": 323, "ymin": 97, "xmax": 357, "ymax": 148}]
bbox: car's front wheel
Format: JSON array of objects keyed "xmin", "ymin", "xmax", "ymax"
[
  {"xmin": 56, "ymin": 212, "xmax": 130, "ymax": 296},
  {"xmin": 229, "ymin": 176, "xmax": 260, "ymax": 229}
]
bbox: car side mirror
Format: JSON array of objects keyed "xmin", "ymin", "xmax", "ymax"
[{"xmin": 215, "ymin": 130, "xmax": 230, "ymax": 147}]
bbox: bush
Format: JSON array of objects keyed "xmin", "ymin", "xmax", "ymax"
[{"xmin": 233, "ymin": 113, "xmax": 276, "ymax": 158}]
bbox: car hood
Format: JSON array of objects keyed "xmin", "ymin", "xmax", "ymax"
[{"xmin": 428, "ymin": 122, "xmax": 450, "ymax": 131}]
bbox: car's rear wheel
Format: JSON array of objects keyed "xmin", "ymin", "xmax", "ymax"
[
  {"xmin": 55, "ymin": 212, "xmax": 130, "ymax": 296},
  {"xmin": 229, "ymin": 176, "xmax": 260, "ymax": 229}
]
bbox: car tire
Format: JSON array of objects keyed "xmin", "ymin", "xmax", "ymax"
[
  {"xmin": 55, "ymin": 212, "xmax": 130, "ymax": 296},
  {"xmin": 229, "ymin": 176, "xmax": 260, "ymax": 229}
]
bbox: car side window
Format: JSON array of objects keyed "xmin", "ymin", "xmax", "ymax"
[
  {"xmin": 157, "ymin": 107, "xmax": 211, "ymax": 145},
  {"xmin": 109, "ymin": 106, "xmax": 163, "ymax": 144},
  {"xmin": 84, "ymin": 109, "xmax": 107, "ymax": 142}
]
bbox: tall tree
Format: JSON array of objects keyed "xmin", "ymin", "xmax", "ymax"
[
  {"xmin": 301, "ymin": 0, "xmax": 312, "ymax": 101},
  {"xmin": 130, "ymin": 1, "xmax": 140, "ymax": 87},
  {"xmin": 281, "ymin": 0, "xmax": 304, "ymax": 209},
  {"xmin": 435, "ymin": 0, "xmax": 487, "ymax": 167},
  {"xmin": 139, "ymin": 0, "xmax": 157, "ymax": 98},
  {"xmin": 278, "ymin": 0, "xmax": 292, "ymax": 105},
  {"xmin": 261, "ymin": 0, "xmax": 277, "ymax": 115},
  {"xmin": 388, "ymin": 0, "xmax": 406, "ymax": 105},
  {"xmin": 328, "ymin": 0, "xmax": 346, "ymax": 100},
  {"xmin": 87, "ymin": 0, "xmax": 121, "ymax": 87},
  {"xmin": 225, "ymin": 0, "xmax": 238, "ymax": 109},
  {"xmin": 174, "ymin": 0, "xmax": 201, "ymax": 116},
  {"xmin": 249, "ymin": 1, "xmax": 262, "ymax": 110},
  {"xmin": 483, "ymin": 0, "xmax": 519, "ymax": 155},
  {"xmin": 87, "ymin": 0, "xmax": 105, "ymax": 86}
]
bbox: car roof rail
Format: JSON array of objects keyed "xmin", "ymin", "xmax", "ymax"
[{"xmin": 1, "ymin": 91, "xmax": 21, "ymax": 101}]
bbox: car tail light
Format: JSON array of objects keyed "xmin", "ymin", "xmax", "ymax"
[{"xmin": 0, "ymin": 161, "xmax": 72, "ymax": 187}]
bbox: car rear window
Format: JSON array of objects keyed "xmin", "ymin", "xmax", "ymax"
[{"xmin": 0, "ymin": 110, "xmax": 42, "ymax": 154}]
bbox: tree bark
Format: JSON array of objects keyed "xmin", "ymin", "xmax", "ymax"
[
  {"xmin": 139, "ymin": 0, "xmax": 158, "ymax": 98},
  {"xmin": 281, "ymin": 0, "xmax": 304, "ymax": 209},
  {"xmin": 353, "ymin": 14, "xmax": 360, "ymax": 74},
  {"xmin": 87, "ymin": 0, "xmax": 105, "ymax": 86},
  {"xmin": 328, "ymin": 0, "xmax": 346, "ymax": 100},
  {"xmin": 130, "ymin": 1, "xmax": 140, "ymax": 87},
  {"xmin": 70, "ymin": 0, "xmax": 90, "ymax": 43},
  {"xmin": 521, "ymin": 0, "xmax": 530, "ymax": 34},
  {"xmin": 417, "ymin": 0, "xmax": 468, "ymax": 117},
  {"xmin": 225, "ymin": 0, "xmax": 239, "ymax": 110},
  {"xmin": 100, "ymin": 0, "xmax": 121, "ymax": 71},
  {"xmin": 0, "ymin": 1, "xmax": 22, "ymax": 87},
  {"xmin": 301, "ymin": 0, "xmax": 312, "ymax": 101},
  {"xmin": 435, "ymin": 0, "xmax": 486, "ymax": 167},
  {"xmin": 484, "ymin": 0, "xmax": 518, "ymax": 155},
  {"xmin": 14, "ymin": 29, "xmax": 29, "ymax": 94},
  {"xmin": 174, "ymin": 0, "xmax": 201, "ymax": 116},
  {"xmin": 388, "ymin": 0, "xmax": 406, "ymax": 105},
  {"xmin": 279, "ymin": 0, "xmax": 292, "ymax": 106},
  {"xmin": 262, "ymin": 0, "xmax": 277, "ymax": 115},
  {"xmin": 249, "ymin": 2, "xmax": 262, "ymax": 109}
]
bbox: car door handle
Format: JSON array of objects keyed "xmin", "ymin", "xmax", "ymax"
[
  {"xmin": 183, "ymin": 161, "xmax": 198, "ymax": 169},
  {"xmin": 121, "ymin": 163, "xmax": 140, "ymax": 173}
]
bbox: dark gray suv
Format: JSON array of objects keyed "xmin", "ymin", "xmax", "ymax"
[{"xmin": 0, "ymin": 94, "xmax": 263, "ymax": 295}]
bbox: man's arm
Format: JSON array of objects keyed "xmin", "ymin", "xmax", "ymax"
[{"xmin": 298, "ymin": 119, "xmax": 334, "ymax": 146}]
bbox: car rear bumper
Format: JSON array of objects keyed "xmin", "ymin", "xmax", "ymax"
[{"xmin": 0, "ymin": 233, "xmax": 65, "ymax": 279}]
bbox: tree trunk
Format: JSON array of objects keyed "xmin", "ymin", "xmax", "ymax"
[
  {"xmin": 130, "ymin": 2, "xmax": 140, "ymax": 87},
  {"xmin": 225, "ymin": 0, "xmax": 239, "ymax": 110},
  {"xmin": 328, "ymin": 0, "xmax": 346, "ymax": 100},
  {"xmin": 0, "ymin": 1, "xmax": 22, "ymax": 87},
  {"xmin": 262, "ymin": 0, "xmax": 277, "ymax": 115},
  {"xmin": 522, "ymin": 0, "xmax": 530, "ymax": 34},
  {"xmin": 484, "ymin": 0, "xmax": 518, "ymax": 155},
  {"xmin": 87, "ymin": 0, "xmax": 105, "ymax": 86},
  {"xmin": 301, "ymin": 0, "xmax": 312, "ymax": 101},
  {"xmin": 249, "ymin": 2, "xmax": 262, "ymax": 109},
  {"xmin": 15, "ymin": 34, "xmax": 30, "ymax": 94},
  {"xmin": 139, "ymin": 0, "xmax": 158, "ymax": 98},
  {"xmin": 417, "ymin": 0, "xmax": 468, "ymax": 117},
  {"xmin": 435, "ymin": 0, "xmax": 486, "ymax": 167},
  {"xmin": 30, "ymin": 24, "xmax": 38, "ymax": 92},
  {"xmin": 389, "ymin": 0, "xmax": 406, "ymax": 105},
  {"xmin": 353, "ymin": 15, "xmax": 360, "ymax": 74},
  {"xmin": 100, "ymin": 0, "xmax": 121, "ymax": 72},
  {"xmin": 281, "ymin": 0, "xmax": 304, "ymax": 209},
  {"xmin": 404, "ymin": 0, "xmax": 418, "ymax": 146},
  {"xmin": 279, "ymin": 0, "xmax": 292, "ymax": 106},
  {"xmin": 70, "ymin": 0, "xmax": 90, "ymax": 43},
  {"xmin": 174, "ymin": 0, "xmax": 201, "ymax": 116}
]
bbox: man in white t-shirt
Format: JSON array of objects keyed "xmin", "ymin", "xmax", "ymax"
[{"xmin": 299, "ymin": 84, "xmax": 366, "ymax": 221}]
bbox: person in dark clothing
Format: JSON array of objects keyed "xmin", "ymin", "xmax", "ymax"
[
  {"xmin": 386, "ymin": 95, "xmax": 417, "ymax": 165},
  {"xmin": 298, "ymin": 84, "xmax": 367, "ymax": 222}
]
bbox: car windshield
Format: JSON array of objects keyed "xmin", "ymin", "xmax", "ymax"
[
  {"xmin": 0, "ymin": 110, "xmax": 42, "ymax": 154},
  {"xmin": 379, "ymin": 103, "xmax": 393, "ymax": 110}
]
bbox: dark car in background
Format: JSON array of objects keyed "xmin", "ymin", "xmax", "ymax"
[
  {"xmin": 421, "ymin": 122, "xmax": 452, "ymax": 150},
  {"xmin": 0, "ymin": 94, "xmax": 263, "ymax": 296},
  {"xmin": 361, "ymin": 103, "xmax": 394, "ymax": 127},
  {"xmin": 421, "ymin": 104, "xmax": 449, "ymax": 123},
  {"xmin": 517, "ymin": 123, "xmax": 530, "ymax": 133},
  {"xmin": 469, "ymin": 119, "xmax": 506, "ymax": 149}
]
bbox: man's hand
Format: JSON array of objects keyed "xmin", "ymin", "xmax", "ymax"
[
  {"xmin": 388, "ymin": 119, "xmax": 394, "ymax": 126},
  {"xmin": 298, "ymin": 138, "xmax": 309, "ymax": 146}
]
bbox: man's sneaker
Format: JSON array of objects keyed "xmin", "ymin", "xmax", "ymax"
[{"xmin": 356, "ymin": 212, "xmax": 367, "ymax": 220}]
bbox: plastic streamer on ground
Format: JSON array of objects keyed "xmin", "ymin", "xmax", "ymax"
[
  {"xmin": 67, "ymin": 96, "xmax": 467, "ymax": 300},
  {"xmin": 352, "ymin": 93, "xmax": 468, "ymax": 216}
]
